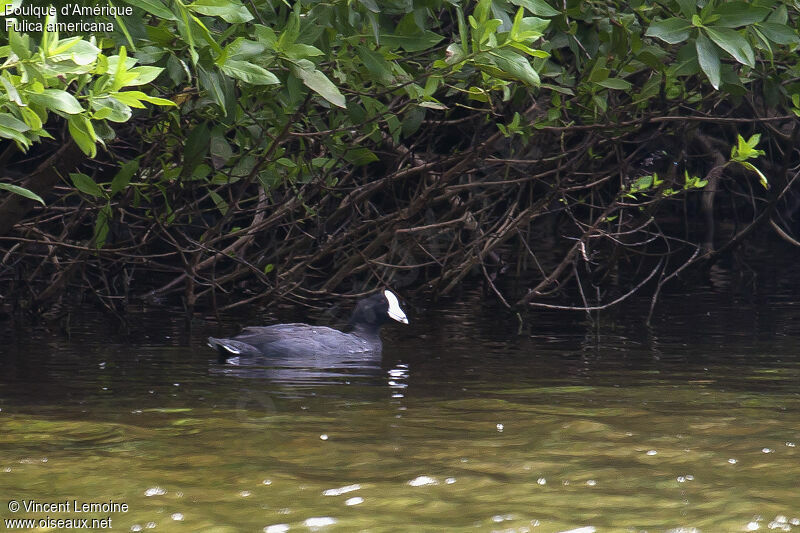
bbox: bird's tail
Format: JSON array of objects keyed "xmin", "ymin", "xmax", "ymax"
[{"xmin": 207, "ymin": 337, "xmax": 255, "ymax": 363}]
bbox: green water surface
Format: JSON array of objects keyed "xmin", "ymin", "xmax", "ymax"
[{"xmin": 1, "ymin": 289, "xmax": 799, "ymax": 532}]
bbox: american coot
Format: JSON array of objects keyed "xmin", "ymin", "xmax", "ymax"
[{"xmin": 208, "ymin": 289, "xmax": 409, "ymax": 364}]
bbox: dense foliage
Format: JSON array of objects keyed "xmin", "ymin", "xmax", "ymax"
[{"xmin": 1, "ymin": 0, "xmax": 799, "ymax": 318}]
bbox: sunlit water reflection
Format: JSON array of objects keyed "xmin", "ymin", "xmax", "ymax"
[{"xmin": 1, "ymin": 279, "xmax": 799, "ymax": 532}]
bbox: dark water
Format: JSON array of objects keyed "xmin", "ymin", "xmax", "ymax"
[{"xmin": 1, "ymin": 271, "xmax": 799, "ymax": 531}]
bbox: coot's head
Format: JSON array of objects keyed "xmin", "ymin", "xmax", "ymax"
[{"xmin": 350, "ymin": 289, "xmax": 409, "ymax": 330}]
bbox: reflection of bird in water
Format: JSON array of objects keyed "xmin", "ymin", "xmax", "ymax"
[
  {"xmin": 214, "ymin": 354, "xmax": 411, "ymax": 394},
  {"xmin": 215, "ymin": 349, "xmax": 386, "ymax": 386}
]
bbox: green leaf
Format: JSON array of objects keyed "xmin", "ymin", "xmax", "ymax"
[
  {"xmin": 507, "ymin": 41, "xmax": 549, "ymax": 58},
  {"xmin": 182, "ymin": 122, "xmax": 210, "ymax": 178},
  {"xmin": 755, "ymin": 22, "xmax": 799, "ymax": 45},
  {"xmin": 123, "ymin": 0, "xmax": 176, "ymax": 20},
  {"xmin": 0, "ymin": 125, "xmax": 30, "ymax": 147},
  {"xmin": 93, "ymin": 203, "xmax": 111, "ymax": 248},
  {"xmin": 474, "ymin": 0, "xmax": 491, "ymax": 23},
  {"xmin": 166, "ymin": 54, "xmax": 189, "ymax": 84},
  {"xmin": 0, "ymin": 183, "xmax": 45, "ymax": 205},
  {"xmin": 9, "ymin": 28, "xmax": 31, "ymax": 60},
  {"xmin": 67, "ymin": 117, "xmax": 98, "ymax": 158},
  {"xmin": 48, "ymin": 36, "xmax": 80, "ymax": 57},
  {"xmin": 111, "ymin": 159, "xmax": 139, "ymax": 197},
  {"xmin": 276, "ymin": 3, "xmax": 301, "ymax": 51},
  {"xmin": 223, "ymin": 37, "xmax": 267, "ymax": 60},
  {"xmin": 220, "ymin": 60, "xmax": 280, "ymax": 85},
  {"xmin": 127, "ymin": 66, "xmax": 164, "ymax": 85},
  {"xmin": 675, "ymin": 0, "xmax": 696, "ymax": 19},
  {"xmin": 254, "ymin": 25, "xmax": 277, "ymax": 48},
  {"xmin": 140, "ymin": 94, "xmax": 176, "ymax": 106},
  {"xmin": 283, "ymin": 44, "xmax": 324, "ymax": 60},
  {"xmin": 515, "ymin": 16, "xmax": 550, "ymax": 40},
  {"xmin": 731, "ymin": 133, "xmax": 765, "ymax": 161},
  {"xmin": 510, "ymin": 7, "xmax": 524, "ymax": 41},
  {"xmin": 479, "ymin": 19, "xmax": 502, "ymax": 45},
  {"xmin": 209, "ymin": 127, "xmax": 233, "ymax": 169},
  {"xmin": 466, "ymin": 86, "xmax": 489, "ymax": 102},
  {"xmin": 92, "ymin": 107, "xmax": 113, "ymax": 121},
  {"xmin": 0, "ymin": 77, "xmax": 22, "ymax": 105},
  {"xmin": 704, "ymin": 26, "xmax": 755, "ymax": 67},
  {"xmin": 710, "ymin": 2, "xmax": 769, "ymax": 28},
  {"xmin": 751, "ymin": 26, "xmax": 773, "ymax": 58},
  {"xmin": 40, "ymin": 13, "xmax": 54, "ymax": 54},
  {"xmin": 630, "ymin": 174, "xmax": 654, "ymax": 192},
  {"xmin": 209, "ymin": 190, "xmax": 228, "ymax": 215},
  {"xmin": 110, "ymin": 46, "xmax": 135, "ymax": 92},
  {"xmin": 106, "ymin": 54, "xmax": 137, "ymax": 73},
  {"xmin": 93, "ymin": 96, "xmax": 132, "ymax": 122},
  {"xmin": 684, "ymin": 170, "xmax": 708, "ymax": 189},
  {"xmin": 695, "ymin": 32, "xmax": 721, "ymax": 89},
  {"xmin": 109, "ymin": 92, "xmax": 145, "ymax": 109},
  {"xmin": 18, "ymin": 107, "xmax": 42, "ymax": 131},
  {"xmin": 70, "ymin": 172, "xmax": 103, "ymax": 198},
  {"xmin": 380, "ymin": 31, "xmax": 445, "ymax": 52},
  {"xmin": 509, "ymin": 0, "xmax": 559, "ymax": 17},
  {"xmin": 402, "ymin": 106, "xmax": 425, "ymax": 138},
  {"xmin": 49, "ymin": 39, "xmax": 100, "ymax": 65},
  {"xmin": 767, "ymin": 4, "xmax": 788, "ymax": 24},
  {"xmin": 67, "ymin": 115, "xmax": 97, "ymax": 157},
  {"xmin": 28, "ymin": 89, "xmax": 83, "ymax": 114},
  {"xmin": 197, "ymin": 66, "xmax": 228, "ymax": 111},
  {"xmin": 112, "ymin": 6, "xmax": 136, "ymax": 52},
  {"xmin": 456, "ymin": 6, "xmax": 468, "ymax": 55},
  {"xmin": 359, "ymin": 0, "xmax": 379, "ymax": 12},
  {"xmin": 596, "ymin": 78, "xmax": 632, "ymax": 90},
  {"xmin": 490, "ymin": 48, "xmax": 540, "ymax": 86},
  {"xmin": 112, "ymin": 71, "xmax": 142, "ymax": 92},
  {"xmin": 738, "ymin": 161, "xmax": 768, "ymax": 189},
  {"xmin": 188, "ymin": 0, "xmax": 253, "ymax": 23},
  {"xmin": 112, "ymin": 91, "xmax": 176, "ymax": 107},
  {"xmin": 343, "ymin": 147, "xmax": 379, "ymax": 166},
  {"xmin": 0, "ymin": 113, "xmax": 30, "ymax": 133},
  {"xmin": 645, "ymin": 18, "xmax": 692, "ymax": 44},
  {"xmin": 188, "ymin": 13, "xmax": 223, "ymax": 56},
  {"xmin": 292, "ymin": 61, "xmax": 346, "ymax": 108},
  {"xmin": 419, "ymin": 101, "xmax": 447, "ymax": 110},
  {"xmin": 589, "ymin": 64, "xmax": 610, "ymax": 82},
  {"xmin": 357, "ymin": 46, "xmax": 395, "ymax": 85}
]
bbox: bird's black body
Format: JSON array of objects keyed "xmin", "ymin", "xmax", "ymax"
[{"xmin": 208, "ymin": 290, "xmax": 408, "ymax": 364}]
